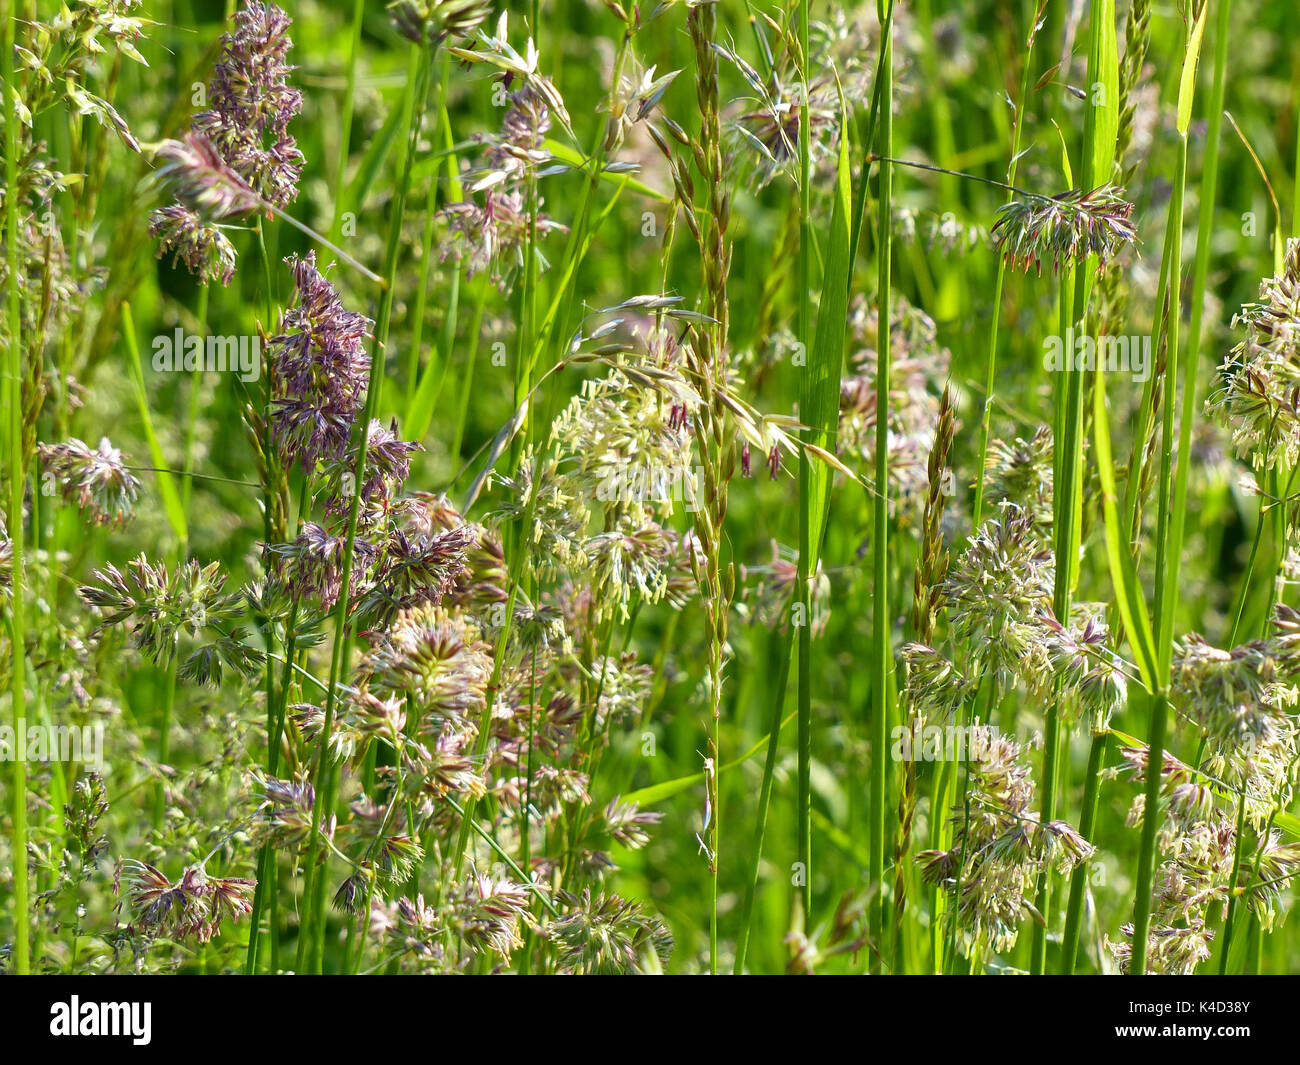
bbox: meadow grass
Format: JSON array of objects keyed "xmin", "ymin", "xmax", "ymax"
[{"xmin": 4, "ymin": 0, "xmax": 1300, "ymax": 976}]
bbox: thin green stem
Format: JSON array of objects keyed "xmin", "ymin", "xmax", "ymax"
[
  {"xmin": 795, "ymin": 0, "xmax": 814, "ymax": 933},
  {"xmin": 1032, "ymin": 268, "xmax": 1078, "ymax": 974},
  {"xmin": 4, "ymin": 7, "xmax": 30, "ymax": 974},
  {"xmin": 868, "ymin": 0, "xmax": 894, "ymax": 959},
  {"xmin": 300, "ymin": 39, "xmax": 436, "ymax": 974},
  {"xmin": 1060, "ymin": 730, "xmax": 1106, "ymax": 971},
  {"xmin": 1131, "ymin": 125, "xmax": 1188, "ymax": 975},
  {"xmin": 330, "ymin": 0, "xmax": 366, "ymax": 246},
  {"xmin": 1218, "ymin": 787, "xmax": 1249, "ymax": 972},
  {"xmin": 243, "ymin": 217, "xmax": 280, "ymax": 972},
  {"xmin": 972, "ymin": 6, "xmax": 1041, "ymax": 528}
]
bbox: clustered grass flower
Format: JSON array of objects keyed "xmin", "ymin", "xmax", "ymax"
[
  {"xmin": 404, "ymin": 493, "xmax": 510, "ymax": 612},
  {"xmin": 527, "ymin": 764, "xmax": 592, "ymax": 819},
  {"xmin": 344, "ymin": 420, "xmax": 423, "ymax": 508},
  {"xmin": 1108, "ymin": 717, "xmax": 1300, "ymax": 975},
  {"xmin": 1244, "ymin": 834, "xmax": 1300, "ymax": 931},
  {"xmin": 192, "ymin": 1, "xmax": 303, "ymax": 208},
  {"xmin": 77, "ymin": 556, "xmax": 261, "ymax": 685},
  {"xmin": 600, "ymin": 798, "xmax": 663, "ymax": 851},
  {"xmin": 437, "ymin": 83, "xmax": 567, "ymax": 290},
  {"xmin": 982, "ymin": 426, "xmax": 1053, "ymax": 531},
  {"xmin": 436, "ymin": 13, "xmax": 586, "ymax": 290},
  {"xmin": 149, "ymin": 2, "xmax": 302, "ymax": 284},
  {"xmin": 901, "ymin": 642, "xmax": 977, "ymax": 721},
  {"xmin": 1040, "ymin": 609, "xmax": 1129, "ymax": 725},
  {"xmin": 267, "ymin": 252, "xmax": 372, "ymax": 472},
  {"xmin": 582, "ymin": 524, "xmax": 679, "ymax": 620},
  {"xmin": 490, "ymin": 322, "xmax": 703, "ymax": 623},
  {"xmin": 148, "ymin": 204, "xmax": 238, "ymax": 286},
  {"xmin": 353, "ymin": 523, "xmax": 470, "ymax": 627},
  {"xmin": 584, "ymin": 653, "xmax": 653, "ymax": 732},
  {"xmin": 65, "ymin": 775, "xmax": 111, "ymax": 865},
  {"xmin": 360, "ymin": 605, "xmax": 491, "ymax": 735},
  {"xmin": 266, "ymin": 521, "xmax": 363, "ymax": 612},
  {"xmin": 992, "ymin": 185, "xmax": 1138, "ymax": 276},
  {"xmin": 152, "ymin": 130, "xmax": 263, "ymax": 221},
  {"xmin": 380, "ymin": 870, "xmax": 537, "ymax": 972},
  {"xmin": 718, "ymin": 6, "xmax": 878, "ymax": 189},
  {"xmin": 451, "ymin": 874, "xmax": 535, "ymax": 960},
  {"xmin": 438, "ymin": 187, "xmax": 552, "ymax": 289},
  {"xmin": 1033, "ymin": 604, "xmax": 1108, "ymax": 690},
  {"xmin": 544, "ymin": 889, "xmax": 674, "ymax": 974},
  {"xmin": 372, "ymin": 834, "xmax": 424, "ymax": 886},
  {"xmin": 1108, "ymin": 746, "xmax": 1234, "ymax": 974},
  {"xmin": 400, "ymin": 735, "xmax": 488, "ymax": 802},
  {"xmin": 388, "ymin": 892, "xmax": 442, "ymax": 965},
  {"xmin": 251, "ymin": 772, "xmax": 322, "ymax": 850},
  {"xmin": 344, "ymin": 690, "xmax": 408, "ymax": 746},
  {"xmin": 114, "ymin": 859, "xmax": 256, "ymax": 945},
  {"xmin": 1206, "ymin": 237, "xmax": 1300, "ymax": 469},
  {"xmin": 939, "ymin": 502, "xmax": 1054, "ymax": 681},
  {"xmin": 1171, "ymin": 633, "xmax": 1297, "ymax": 814},
  {"xmin": 913, "ymin": 503, "xmax": 1127, "ymax": 730},
  {"xmin": 839, "ymin": 294, "xmax": 951, "ymax": 523},
  {"xmin": 918, "ymin": 725, "xmax": 1093, "ymax": 960},
  {"xmin": 38, "ymin": 437, "xmax": 141, "ymax": 527},
  {"xmin": 388, "ymin": 0, "xmax": 494, "ymax": 46}
]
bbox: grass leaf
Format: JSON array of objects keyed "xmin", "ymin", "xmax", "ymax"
[{"xmin": 1177, "ymin": 2, "xmax": 1210, "ymax": 137}]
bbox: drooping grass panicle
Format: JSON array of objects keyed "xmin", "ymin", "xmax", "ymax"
[{"xmin": 992, "ymin": 184, "xmax": 1137, "ymax": 276}]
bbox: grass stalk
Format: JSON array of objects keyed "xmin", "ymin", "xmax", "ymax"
[
  {"xmin": 3, "ymin": 5, "xmax": 31, "ymax": 976},
  {"xmin": 868, "ymin": 0, "xmax": 894, "ymax": 957},
  {"xmin": 330, "ymin": 0, "xmax": 367, "ymax": 246},
  {"xmin": 1131, "ymin": 62, "xmax": 1192, "ymax": 981},
  {"xmin": 795, "ymin": 0, "xmax": 814, "ymax": 933},
  {"xmin": 1060, "ymin": 729, "xmax": 1106, "ymax": 970},
  {"xmin": 1032, "ymin": 272, "xmax": 1077, "ymax": 974},
  {"xmin": 121, "ymin": 304, "xmax": 189, "ymax": 830},
  {"xmin": 971, "ymin": 1, "xmax": 1043, "ymax": 529},
  {"xmin": 300, "ymin": 37, "xmax": 437, "ymax": 974},
  {"xmin": 686, "ymin": 0, "xmax": 731, "ymax": 976},
  {"xmin": 1032, "ymin": 0, "xmax": 1117, "ymax": 974}
]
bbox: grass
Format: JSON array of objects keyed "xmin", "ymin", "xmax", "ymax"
[
  {"xmin": 3, "ymin": 0, "xmax": 30, "ymax": 977},
  {"xmin": 869, "ymin": 0, "xmax": 895, "ymax": 964},
  {"xmin": 4, "ymin": 0, "xmax": 1300, "ymax": 977}
]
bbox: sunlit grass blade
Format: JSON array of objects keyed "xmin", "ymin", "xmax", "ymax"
[{"xmin": 796, "ymin": 87, "xmax": 853, "ymax": 925}]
